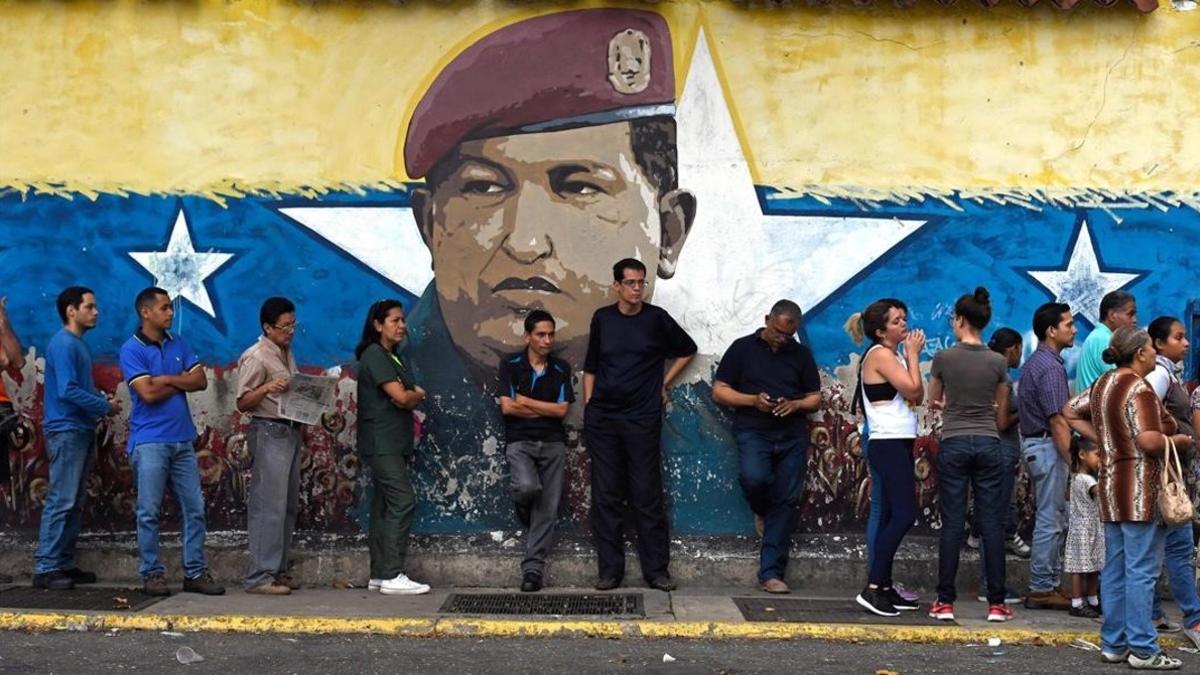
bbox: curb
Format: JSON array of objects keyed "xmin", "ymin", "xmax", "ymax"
[{"xmin": 0, "ymin": 610, "xmax": 1176, "ymax": 647}]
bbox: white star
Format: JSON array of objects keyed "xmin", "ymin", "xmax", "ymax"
[
  {"xmin": 128, "ymin": 208, "xmax": 234, "ymax": 318},
  {"xmin": 1026, "ymin": 220, "xmax": 1142, "ymax": 327},
  {"xmin": 652, "ymin": 31, "xmax": 928, "ymax": 354}
]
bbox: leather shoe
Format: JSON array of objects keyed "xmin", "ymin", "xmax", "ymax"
[
  {"xmin": 760, "ymin": 578, "xmax": 790, "ymax": 594},
  {"xmin": 648, "ymin": 577, "xmax": 676, "ymax": 592},
  {"xmin": 520, "ymin": 573, "xmax": 543, "ymax": 593},
  {"xmin": 32, "ymin": 571, "xmax": 74, "ymax": 591},
  {"xmin": 64, "ymin": 568, "xmax": 97, "ymax": 584},
  {"xmin": 275, "ymin": 573, "xmax": 302, "ymax": 590},
  {"xmin": 594, "ymin": 576, "xmax": 622, "ymax": 591}
]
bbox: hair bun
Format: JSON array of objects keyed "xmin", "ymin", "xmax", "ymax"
[
  {"xmin": 973, "ymin": 287, "xmax": 990, "ymax": 305},
  {"xmin": 1101, "ymin": 346, "xmax": 1120, "ymax": 365}
]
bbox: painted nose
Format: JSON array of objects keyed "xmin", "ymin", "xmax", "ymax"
[{"xmin": 501, "ymin": 183, "xmax": 555, "ymax": 264}]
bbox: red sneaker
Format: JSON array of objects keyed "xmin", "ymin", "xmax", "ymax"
[
  {"xmin": 929, "ymin": 601, "xmax": 955, "ymax": 621},
  {"xmin": 988, "ymin": 604, "xmax": 1014, "ymax": 622}
]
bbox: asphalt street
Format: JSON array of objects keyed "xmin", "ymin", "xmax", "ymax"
[{"xmin": 0, "ymin": 631, "xmax": 1163, "ymax": 674}]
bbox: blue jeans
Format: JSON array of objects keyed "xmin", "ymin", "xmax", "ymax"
[
  {"xmin": 936, "ymin": 435, "xmax": 1007, "ymax": 604},
  {"xmin": 1102, "ymin": 521, "xmax": 1166, "ymax": 658},
  {"xmin": 735, "ymin": 430, "xmax": 808, "ymax": 583},
  {"xmin": 131, "ymin": 442, "xmax": 209, "ymax": 579},
  {"xmin": 1151, "ymin": 523, "xmax": 1200, "ymax": 628},
  {"xmin": 977, "ymin": 438, "xmax": 1020, "ymax": 589},
  {"xmin": 34, "ymin": 430, "xmax": 94, "ymax": 575},
  {"xmin": 1024, "ymin": 436, "xmax": 1067, "ymax": 592}
]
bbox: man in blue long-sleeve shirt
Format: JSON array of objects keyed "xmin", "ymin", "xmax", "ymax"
[{"xmin": 34, "ymin": 286, "xmax": 113, "ymax": 590}]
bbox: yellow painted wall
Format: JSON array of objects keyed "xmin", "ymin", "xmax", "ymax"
[{"xmin": 1, "ymin": 0, "xmax": 1197, "ymax": 196}]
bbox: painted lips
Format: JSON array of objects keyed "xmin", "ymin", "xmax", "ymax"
[{"xmin": 491, "ymin": 277, "xmax": 561, "ymax": 294}]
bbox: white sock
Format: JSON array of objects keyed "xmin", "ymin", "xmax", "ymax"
[
  {"xmin": 1071, "ymin": 597, "xmax": 1084, "ymax": 608},
  {"xmin": 1088, "ymin": 595, "xmax": 1100, "ymax": 606}
]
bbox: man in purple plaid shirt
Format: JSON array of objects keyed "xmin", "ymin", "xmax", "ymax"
[{"xmin": 1017, "ymin": 302, "xmax": 1077, "ymax": 611}]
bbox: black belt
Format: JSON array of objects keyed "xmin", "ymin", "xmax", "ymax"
[
  {"xmin": 1024, "ymin": 430, "xmax": 1051, "ymax": 439},
  {"xmin": 252, "ymin": 416, "xmax": 303, "ymax": 429}
]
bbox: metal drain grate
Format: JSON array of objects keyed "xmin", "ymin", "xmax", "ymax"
[
  {"xmin": 440, "ymin": 592, "xmax": 644, "ymax": 617},
  {"xmin": 733, "ymin": 597, "xmax": 955, "ymax": 626},
  {"xmin": 0, "ymin": 586, "xmax": 166, "ymax": 612}
]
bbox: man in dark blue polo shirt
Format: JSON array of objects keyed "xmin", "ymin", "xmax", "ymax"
[
  {"xmin": 498, "ymin": 309, "xmax": 574, "ymax": 593},
  {"xmin": 713, "ymin": 300, "xmax": 821, "ymax": 594},
  {"xmin": 583, "ymin": 258, "xmax": 697, "ymax": 592},
  {"xmin": 118, "ymin": 287, "xmax": 224, "ymax": 597}
]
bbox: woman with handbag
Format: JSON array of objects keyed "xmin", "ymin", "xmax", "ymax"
[
  {"xmin": 1144, "ymin": 316, "xmax": 1200, "ymax": 645},
  {"xmin": 1063, "ymin": 326, "xmax": 1193, "ymax": 670}
]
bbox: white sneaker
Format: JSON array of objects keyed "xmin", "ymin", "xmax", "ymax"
[
  {"xmin": 368, "ymin": 578, "xmax": 382, "ymax": 590},
  {"xmin": 379, "ymin": 573, "xmax": 430, "ymax": 596},
  {"xmin": 1127, "ymin": 651, "xmax": 1182, "ymax": 670}
]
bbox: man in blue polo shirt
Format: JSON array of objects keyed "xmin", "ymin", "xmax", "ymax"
[
  {"xmin": 712, "ymin": 300, "xmax": 822, "ymax": 594},
  {"xmin": 498, "ymin": 309, "xmax": 574, "ymax": 593},
  {"xmin": 118, "ymin": 287, "xmax": 224, "ymax": 597},
  {"xmin": 34, "ymin": 287, "xmax": 113, "ymax": 590}
]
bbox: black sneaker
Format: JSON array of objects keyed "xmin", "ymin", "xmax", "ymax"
[
  {"xmin": 142, "ymin": 573, "xmax": 171, "ymax": 597},
  {"xmin": 594, "ymin": 576, "xmax": 622, "ymax": 591},
  {"xmin": 1069, "ymin": 603, "xmax": 1102, "ymax": 619},
  {"xmin": 856, "ymin": 586, "xmax": 900, "ymax": 617},
  {"xmin": 63, "ymin": 568, "xmax": 97, "ymax": 584},
  {"xmin": 520, "ymin": 572, "xmax": 543, "ymax": 593},
  {"xmin": 882, "ymin": 586, "xmax": 919, "ymax": 611},
  {"xmin": 32, "ymin": 571, "xmax": 74, "ymax": 591},
  {"xmin": 647, "ymin": 576, "xmax": 676, "ymax": 592},
  {"xmin": 183, "ymin": 572, "xmax": 226, "ymax": 595},
  {"xmin": 0, "ymin": 572, "xmax": 13, "ymax": 584}
]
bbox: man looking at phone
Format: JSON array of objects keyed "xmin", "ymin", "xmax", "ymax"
[{"xmin": 712, "ymin": 300, "xmax": 822, "ymax": 593}]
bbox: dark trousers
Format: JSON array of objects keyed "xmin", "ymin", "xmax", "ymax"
[
  {"xmin": 937, "ymin": 435, "xmax": 1007, "ymax": 604},
  {"xmin": 866, "ymin": 438, "xmax": 916, "ymax": 587},
  {"xmin": 506, "ymin": 440, "xmax": 566, "ymax": 577},
  {"xmin": 363, "ymin": 452, "xmax": 415, "ymax": 580},
  {"xmin": 735, "ymin": 429, "xmax": 807, "ymax": 583},
  {"xmin": 584, "ymin": 407, "xmax": 670, "ymax": 582}
]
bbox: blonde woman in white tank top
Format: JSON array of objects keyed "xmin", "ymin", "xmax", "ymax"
[{"xmin": 845, "ymin": 299, "xmax": 925, "ymax": 617}]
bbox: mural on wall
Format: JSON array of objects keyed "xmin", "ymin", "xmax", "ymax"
[{"xmin": 1, "ymin": 6, "xmax": 1194, "ymax": 541}]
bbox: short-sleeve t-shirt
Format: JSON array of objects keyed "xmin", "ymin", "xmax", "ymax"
[
  {"xmin": 930, "ymin": 343, "xmax": 1008, "ymax": 439},
  {"xmin": 713, "ymin": 329, "xmax": 821, "ymax": 434},
  {"xmin": 498, "ymin": 352, "xmax": 575, "ymax": 443},
  {"xmin": 584, "ymin": 303, "xmax": 697, "ymax": 417},
  {"xmin": 356, "ymin": 343, "xmax": 417, "ymax": 456}
]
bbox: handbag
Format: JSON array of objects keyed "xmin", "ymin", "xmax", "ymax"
[{"xmin": 1159, "ymin": 435, "xmax": 1194, "ymax": 526}]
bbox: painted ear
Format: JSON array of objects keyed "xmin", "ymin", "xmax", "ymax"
[
  {"xmin": 656, "ymin": 189, "xmax": 696, "ymax": 280},
  {"xmin": 410, "ymin": 188, "xmax": 436, "ymax": 270}
]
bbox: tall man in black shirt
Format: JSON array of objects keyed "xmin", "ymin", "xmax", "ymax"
[
  {"xmin": 583, "ymin": 258, "xmax": 697, "ymax": 591},
  {"xmin": 498, "ymin": 310, "xmax": 574, "ymax": 593},
  {"xmin": 712, "ymin": 300, "xmax": 822, "ymax": 594}
]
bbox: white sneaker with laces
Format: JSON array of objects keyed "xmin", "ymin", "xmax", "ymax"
[
  {"xmin": 380, "ymin": 573, "xmax": 431, "ymax": 596},
  {"xmin": 1127, "ymin": 651, "xmax": 1182, "ymax": 670}
]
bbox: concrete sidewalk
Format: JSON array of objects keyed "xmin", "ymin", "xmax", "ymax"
[{"xmin": 1, "ymin": 583, "xmax": 1191, "ymax": 648}]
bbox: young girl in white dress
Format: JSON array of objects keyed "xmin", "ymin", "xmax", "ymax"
[{"xmin": 1064, "ymin": 438, "xmax": 1104, "ymax": 618}]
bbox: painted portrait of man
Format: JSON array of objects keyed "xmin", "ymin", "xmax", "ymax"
[
  {"xmin": 394, "ymin": 9, "xmax": 696, "ymax": 529},
  {"xmin": 404, "ymin": 9, "xmax": 694, "ymax": 387}
]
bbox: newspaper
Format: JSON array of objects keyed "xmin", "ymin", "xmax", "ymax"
[{"xmin": 278, "ymin": 373, "xmax": 337, "ymax": 425}]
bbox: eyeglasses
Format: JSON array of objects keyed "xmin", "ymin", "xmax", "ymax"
[
  {"xmin": 272, "ymin": 322, "xmax": 299, "ymax": 333},
  {"xmin": 619, "ymin": 279, "xmax": 648, "ymax": 288}
]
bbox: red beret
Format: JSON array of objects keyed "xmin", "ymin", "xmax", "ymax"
[{"xmin": 404, "ymin": 9, "xmax": 675, "ymax": 179}]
